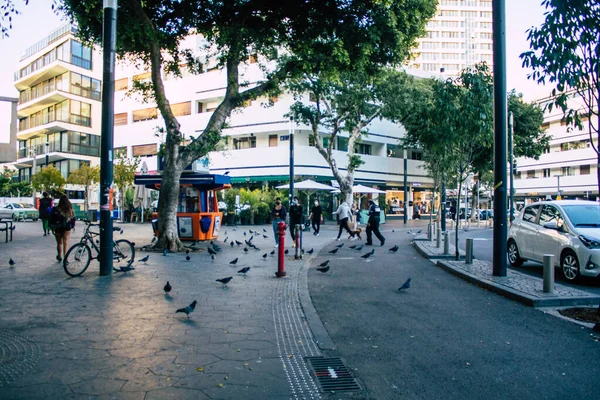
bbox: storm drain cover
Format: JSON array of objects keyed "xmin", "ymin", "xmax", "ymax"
[
  {"xmin": 0, "ymin": 329, "xmax": 41, "ymax": 386},
  {"xmin": 306, "ymin": 356, "xmax": 362, "ymax": 393}
]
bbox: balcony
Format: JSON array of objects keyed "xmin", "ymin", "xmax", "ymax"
[
  {"xmin": 18, "ymin": 86, "xmax": 101, "ymax": 118},
  {"xmin": 18, "ymin": 142, "xmax": 99, "ymax": 160},
  {"xmin": 14, "ymin": 59, "xmax": 71, "ymax": 92},
  {"xmin": 18, "ymin": 114, "xmax": 91, "ymax": 140}
]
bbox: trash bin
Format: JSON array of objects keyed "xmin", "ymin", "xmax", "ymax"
[{"xmin": 88, "ymin": 209, "xmax": 98, "ymax": 222}]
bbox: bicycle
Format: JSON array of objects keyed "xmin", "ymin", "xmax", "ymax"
[{"xmin": 63, "ymin": 220, "xmax": 135, "ymax": 277}]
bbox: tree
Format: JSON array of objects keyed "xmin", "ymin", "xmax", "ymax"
[
  {"xmin": 58, "ymin": 0, "xmax": 438, "ymax": 251},
  {"xmin": 1, "ymin": 0, "xmax": 25, "ymax": 38},
  {"xmin": 67, "ymin": 164, "xmax": 100, "ymax": 212},
  {"xmin": 288, "ymin": 69, "xmax": 425, "ymax": 205},
  {"xmin": 113, "ymin": 155, "xmax": 140, "ymax": 217},
  {"xmin": 520, "ymin": 0, "xmax": 600, "ymax": 194},
  {"xmin": 30, "ymin": 165, "xmax": 65, "ymax": 196}
]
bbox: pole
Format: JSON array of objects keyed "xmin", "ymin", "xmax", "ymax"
[
  {"xmin": 45, "ymin": 141, "xmax": 49, "ymax": 168},
  {"xmin": 441, "ymin": 175, "xmax": 446, "ymax": 231},
  {"xmin": 492, "ymin": 0, "xmax": 508, "ymax": 277},
  {"xmin": 403, "ymin": 147, "xmax": 408, "ymax": 225},
  {"xmin": 99, "ymin": 0, "xmax": 117, "ymax": 276},
  {"xmin": 276, "ymin": 221, "xmax": 287, "ymax": 277},
  {"xmin": 31, "ymin": 150, "xmax": 36, "ymax": 206},
  {"xmin": 508, "ymin": 111, "xmax": 514, "ymax": 222},
  {"xmin": 289, "ymin": 116, "xmax": 294, "ymax": 206}
]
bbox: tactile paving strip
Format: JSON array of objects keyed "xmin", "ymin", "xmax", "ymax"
[{"xmin": 0, "ymin": 329, "xmax": 41, "ymax": 386}]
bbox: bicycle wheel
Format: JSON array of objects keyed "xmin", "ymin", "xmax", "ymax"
[
  {"xmin": 113, "ymin": 239, "xmax": 135, "ymax": 271},
  {"xmin": 64, "ymin": 243, "xmax": 92, "ymax": 277}
]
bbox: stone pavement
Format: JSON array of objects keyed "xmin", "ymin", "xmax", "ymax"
[{"xmin": 414, "ymin": 236, "xmax": 600, "ymax": 307}]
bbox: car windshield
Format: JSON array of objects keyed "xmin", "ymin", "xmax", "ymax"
[
  {"xmin": 562, "ymin": 204, "xmax": 600, "ymax": 227},
  {"xmin": 11, "ymin": 203, "xmax": 22, "ymax": 209}
]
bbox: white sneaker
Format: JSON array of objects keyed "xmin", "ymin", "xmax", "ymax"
[
  {"xmin": 316, "ymin": 233, "xmax": 319, "ymax": 236},
  {"xmin": 274, "ymin": 244, "xmax": 278, "ymax": 248},
  {"xmin": 336, "ymin": 238, "xmax": 341, "ymax": 241},
  {"xmin": 349, "ymin": 236, "xmax": 357, "ymax": 241}
]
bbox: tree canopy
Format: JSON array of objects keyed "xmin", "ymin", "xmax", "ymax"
[{"xmin": 30, "ymin": 165, "xmax": 65, "ymax": 196}]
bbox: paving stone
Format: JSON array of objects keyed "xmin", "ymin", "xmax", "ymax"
[
  {"xmin": 120, "ymin": 375, "xmax": 179, "ymax": 392},
  {"xmin": 69, "ymin": 377, "xmax": 127, "ymax": 396},
  {"xmin": 145, "ymin": 386, "xmax": 210, "ymax": 400},
  {"xmin": 175, "ymin": 353, "xmax": 220, "ymax": 366},
  {"xmin": 0, "ymin": 383, "xmax": 73, "ymax": 400}
]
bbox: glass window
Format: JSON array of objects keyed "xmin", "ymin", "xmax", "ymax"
[
  {"xmin": 563, "ymin": 204, "xmax": 600, "ymax": 228},
  {"xmin": 522, "ymin": 205, "xmax": 540, "ymax": 223},
  {"xmin": 539, "ymin": 205, "xmax": 563, "ymax": 226},
  {"xmin": 580, "ymin": 165, "xmax": 590, "ymax": 175}
]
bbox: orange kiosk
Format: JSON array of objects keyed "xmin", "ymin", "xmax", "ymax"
[{"xmin": 134, "ymin": 173, "xmax": 231, "ymax": 241}]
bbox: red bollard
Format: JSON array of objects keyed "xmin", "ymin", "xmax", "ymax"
[{"xmin": 276, "ymin": 221, "xmax": 287, "ymax": 277}]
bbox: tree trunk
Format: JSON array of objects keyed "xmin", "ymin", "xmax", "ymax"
[
  {"xmin": 455, "ymin": 180, "xmax": 462, "ymax": 261},
  {"xmin": 155, "ymin": 161, "xmax": 184, "ymax": 252}
]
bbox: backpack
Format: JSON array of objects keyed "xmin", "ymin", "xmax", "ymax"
[{"xmin": 49, "ymin": 208, "xmax": 71, "ymax": 231}]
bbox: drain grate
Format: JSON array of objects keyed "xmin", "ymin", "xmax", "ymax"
[{"xmin": 306, "ymin": 356, "xmax": 362, "ymax": 393}]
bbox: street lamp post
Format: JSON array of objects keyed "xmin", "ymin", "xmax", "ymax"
[
  {"xmin": 554, "ymin": 175, "xmax": 563, "ymax": 199},
  {"xmin": 403, "ymin": 146, "xmax": 408, "ymax": 225},
  {"xmin": 45, "ymin": 141, "xmax": 49, "ymax": 168}
]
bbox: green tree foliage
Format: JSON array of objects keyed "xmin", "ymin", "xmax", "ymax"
[
  {"xmin": 288, "ymin": 69, "xmax": 425, "ymax": 205},
  {"xmin": 30, "ymin": 165, "xmax": 65, "ymax": 196},
  {"xmin": 520, "ymin": 0, "xmax": 600, "ymax": 192},
  {"xmin": 0, "ymin": 167, "xmax": 32, "ymax": 196},
  {"xmin": 1, "ymin": 0, "xmax": 25, "ymax": 38},
  {"xmin": 67, "ymin": 164, "xmax": 100, "ymax": 212},
  {"xmin": 57, "ymin": 0, "xmax": 437, "ymax": 251}
]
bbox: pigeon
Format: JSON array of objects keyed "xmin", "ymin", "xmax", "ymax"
[
  {"xmin": 176, "ymin": 300, "xmax": 198, "ymax": 318},
  {"xmin": 389, "ymin": 245, "xmax": 399, "ymax": 252},
  {"xmin": 336, "ymin": 243, "xmax": 344, "ymax": 249},
  {"xmin": 270, "ymin": 250, "xmax": 275, "ymax": 255},
  {"xmin": 119, "ymin": 266, "xmax": 135, "ymax": 273},
  {"xmin": 216, "ymin": 276, "xmax": 233, "ymax": 286},
  {"xmin": 244, "ymin": 247, "xmax": 249, "ymax": 253},
  {"xmin": 263, "ymin": 235, "xmax": 268, "ymax": 239},
  {"xmin": 224, "ymin": 171, "xmax": 230, "ymax": 175},
  {"xmin": 207, "ymin": 247, "xmax": 217, "ymax": 255},
  {"xmin": 355, "ymin": 245, "xmax": 364, "ymax": 251},
  {"xmin": 253, "ymin": 247, "xmax": 261, "ymax": 252},
  {"xmin": 230, "ymin": 241, "xmax": 235, "ymax": 247},
  {"xmin": 223, "ymin": 237, "xmax": 228, "ymax": 243},
  {"xmin": 249, "ymin": 235, "xmax": 254, "ymax": 242},
  {"xmin": 138, "ymin": 255, "xmax": 150, "ymax": 263},
  {"xmin": 186, "ymin": 249, "xmax": 190, "ymax": 255},
  {"xmin": 229, "ymin": 258, "xmax": 239, "ymax": 265},
  {"xmin": 9, "ymin": 258, "xmax": 15, "ymax": 266},
  {"xmin": 328, "ymin": 248, "xmax": 339, "ymax": 254},
  {"xmin": 398, "ymin": 278, "xmax": 412, "ymax": 291},
  {"xmin": 319, "ymin": 260, "xmax": 330, "ymax": 267},
  {"xmin": 361, "ymin": 249, "xmax": 375, "ymax": 259},
  {"xmin": 248, "ymin": 230, "xmax": 253, "ymax": 235},
  {"xmin": 163, "ymin": 249, "xmax": 168, "ymax": 256},
  {"xmin": 307, "ymin": 248, "xmax": 314, "ymax": 254},
  {"xmin": 392, "ymin": 229, "xmax": 396, "ymax": 233},
  {"xmin": 349, "ymin": 245, "xmax": 357, "ymax": 249},
  {"xmin": 212, "ymin": 243, "xmax": 222, "ymax": 252},
  {"xmin": 284, "ymin": 249, "xmax": 289, "ymax": 255},
  {"xmin": 151, "ymin": 236, "xmax": 157, "ymax": 244},
  {"xmin": 244, "ymin": 232, "xmax": 247, "ymax": 236},
  {"xmin": 262, "ymin": 253, "xmax": 268, "ymax": 259},
  {"xmin": 186, "ymin": 255, "xmax": 191, "ymax": 261},
  {"xmin": 263, "ymin": 228, "xmax": 267, "ymax": 233},
  {"xmin": 211, "ymin": 254, "xmax": 216, "ymax": 261},
  {"xmin": 316, "ymin": 265, "xmax": 330, "ymax": 273},
  {"xmin": 235, "ymin": 240, "xmax": 243, "ymax": 246},
  {"xmin": 164, "ymin": 281, "xmax": 172, "ymax": 293},
  {"xmin": 238, "ymin": 267, "xmax": 250, "ymax": 275},
  {"xmin": 417, "ymin": 230, "xmax": 422, "ymax": 234}
]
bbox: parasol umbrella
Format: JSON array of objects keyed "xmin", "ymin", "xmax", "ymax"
[{"xmin": 276, "ymin": 179, "xmax": 337, "ymax": 220}]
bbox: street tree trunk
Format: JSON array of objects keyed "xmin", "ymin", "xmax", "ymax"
[{"xmin": 455, "ymin": 179, "xmax": 463, "ymax": 261}]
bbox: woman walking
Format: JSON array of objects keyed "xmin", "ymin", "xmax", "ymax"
[
  {"xmin": 38, "ymin": 192, "xmax": 53, "ymax": 236},
  {"xmin": 50, "ymin": 194, "xmax": 76, "ymax": 262},
  {"xmin": 271, "ymin": 197, "xmax": 287, "ymax": 248},
  {"xmin": 332, "ymin": 201, "xmax": 356, "ymax": 241}
]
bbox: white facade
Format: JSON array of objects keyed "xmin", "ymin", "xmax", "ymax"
[
  {"xmin": 12, "ymin": 23, "xmax": 103, "ymax": 184},
  {"xmin": 513, "ymin": 93, "xmax": 597, "ymax": 202},
  {"xmin": 408, "ymin": 0, "xmax": 493, "ymax": 76}
]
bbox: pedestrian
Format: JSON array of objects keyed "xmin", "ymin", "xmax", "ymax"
[
  {"xmin": 289, "ymin": 196, "xmax": 303, "ymax": 247},
  {"xmin": 49, "ymin": 194, "xmax": 76, "ymax": 262},
  {"xmin": 38, "ymin": 192, "xmax": 53, "ymax": 236},
  {"xmin": 332, "ymin": 201, "xmax": 356, "ymax": 241},
  {"xmin": 366, "ymin": 199, "xmax": 385, "ymax": 246},
  {"xmin": 309, "ymin": 199, "xmax": 323, "ymax": 236},
  {"xmin": 271, "ymin": 197, "xmax": 287, "ymax": 248},
  {"xmin": 351, "ymin": 201, "xmax": 360, "ymax": 229}
]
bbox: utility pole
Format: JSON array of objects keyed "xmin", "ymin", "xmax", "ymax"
[
  {"xmin": 31, "ymin": 149, "xmax": 37, "ymax": 205},
  {"xmin": 99, "ymin": 0, "xmax": 117, "ymax": 276},
  {"xmin": 45, "ymin": 141, "xmax": 49, "ymax": 168},
  {"xmin": 492, "ymin": 0, "xmax": 508, "ymax": 277},
  {"xmin": 508, "ymin": 111, "xmax": 515, "ymax": 222},
  {"xmin": 289, "ymin": 116, "xmax": 294, "ymax": 205},
  {"xmin": 403, "ymin": 146, "xmax": 408, "ymax": 225}
]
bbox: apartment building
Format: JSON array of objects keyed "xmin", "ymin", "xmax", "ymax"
[
  {"xmin": 408, "ymin": 0, "xmax": 493, "ymax": 76},
  {"xmin": 13, "ymin": 23, "xmax": 102, "ymax": 184},
  {"xmin": 513, "ymin": 92, "xmax": 597, "ymax": 202},
  {"xmin": 111, "ymin": 35, "xmax": 434, "ymax": 218}
]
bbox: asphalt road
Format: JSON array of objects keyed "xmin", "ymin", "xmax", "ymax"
[
  {"xmin": 308, "ymin": 227, "xmax": 600, "ymax": 400},
  {"xmin": 449, "ymin": 227, "xmax": 600, "ymax": 296}
]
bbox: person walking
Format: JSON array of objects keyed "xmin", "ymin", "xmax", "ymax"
[
  {"xmin": 351, "ymin": 201, "xmax": 360, "ymax": 229},
  {"xmin": 333, "ymin": 201, "xmax": 356, "ymax": 241},
  {"xmin": 366, "ymin": 199, "xmax": 385, "ymax": 246},
  {"xmin": 38, "ymin": 192, "xmax": 53, "ymax": 236},
  {"xmin": 271, "ymin": 197, "xmax": 287, "ymax": 248},
  {"xmin": 289, "ymin": 196, "xmax": 303, "ymax": 247},
  {"xmin": 309, "ymin": 199, "xmax": 323, "ymax": 236},
  {"xmin": 49, "ymin": 194, "xmax": 76, "ymax": 262}
]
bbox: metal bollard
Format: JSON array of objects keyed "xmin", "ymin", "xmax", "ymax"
[
  {"xmin": 465, "ymin": 238, "xmax": 474, "ymax": 264},
  {"xmin": 276, "ymin": 221, "xmax": 287, "ymax": 277},
  {"xmin": 428, "ymin": 224, "xmax": 433, "ymax": 241},
  {"xmin": 443, "ymin": 231, "xmax": 450, "ymax": 255},
  {"xmin": 543, "ymin": 254, "xmax": 554, "ymax": 293},
  {"xmin": 294, "ymin": 224, "xmax": 302, "ymax": 260},
  {"xmin": 436, "ymin": 228, "xmax": 441, "ymax": 248}
]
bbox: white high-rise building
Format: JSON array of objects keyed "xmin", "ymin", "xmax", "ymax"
[{"xmin": 408, "ymin": 0, "xmax": 493, "ymax": 76}]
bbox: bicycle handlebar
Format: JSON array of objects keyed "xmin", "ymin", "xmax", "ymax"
[{"xmin": 80, "ymin": 219, "xmax": 122, "ymax": 232}]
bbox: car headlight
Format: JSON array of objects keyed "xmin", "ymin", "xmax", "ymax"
[{"xmin": 578, "ymin": 235, "xmax": 600, "ymax": 249}]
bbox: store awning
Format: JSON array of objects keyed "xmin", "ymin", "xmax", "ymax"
[{"xmin": 135, "ymin": 173, "xmax": 231, "ymax": 190}]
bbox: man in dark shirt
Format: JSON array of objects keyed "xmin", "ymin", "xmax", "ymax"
[
  {"xmin": 366, "ymin": 199, "xmax": 385, "ymax": 246},
  {"xmin": 38, "ymin": 192, "xmax": 53, "ymax": 236},
  {"xmin": 309, "ymin": 199, "xmax": 323, "ymax": 236},
  {"xmin": 289, "ymin": 196, "xmax": 303, "ymax": 246},
  {"xmin": 271, "ymin": 197, "xmax": 287, "ymax": 248}
]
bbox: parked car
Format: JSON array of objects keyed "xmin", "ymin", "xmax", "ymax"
[
  {"xmin": 507, "ymin": 200, "xmax": 600, "ymax": 281},
  {"xmin": 0, "ymin": 202, "xmax": 39, "ymax": 222}
]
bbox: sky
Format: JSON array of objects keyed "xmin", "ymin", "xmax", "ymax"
[{"xmin": 0, "ymin": 0, "xmax": 549, "ymax": 141}]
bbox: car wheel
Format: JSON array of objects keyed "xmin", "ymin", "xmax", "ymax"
[
  {"xmin": 507, "ymin": 240, "xmax": 523, "ymax": 267},
  {"xmin": 561, "ymin": 250, "xmax": 580, "ymax": 282},
  {"xmin": 12, "ymin": 213, "xmax": 18, "ymax": 222}
]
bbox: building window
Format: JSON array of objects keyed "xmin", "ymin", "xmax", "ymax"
[
  {"xmin": 133, "ymin": 71, "xmax": 152, "ymax": 83},
  {"xmin": 132, "ymin": 107, "xmax": 158, "ymax": 122},
  {"xmin": 114, "ymin": 113, "xmax": 128, "ymax": 126},
  {"xmin": 527, "ymin": 170, "xmax": 536, "ymax": 179},
  {"xmin": 115, "ymin": 78, "xmax": 128, "ymax": 91},
  {"xmin": 514, "ymin": 171, "xmax": 521, "ymax": 179},
  {"xmin": 269, "ymin": 135, "xmax": 278, "ymax": 147},
  {"xmin": 561, "ymin": 166, "xmax": 573, "ymax": 176},
  {"xmin": 543, "ymin": 168, "xmax": 551, "ymax": 177},
  {"xmin": 410, "ymin": 149, "xmax": 422, "ymax": 161},
  {"xmin": 541, "ymin": 122, "xmax": 550, "ymax": 130},
  {"xmin": 337, "ymin": 137, "xmax": 349, "ymax": 152},
  {"xmin": 580, "ymin": 164, "xmax": 590, "ymax": 175},
  {"xmin": 132, "ymin": 143, "xmax": 158, "ymax": 157},
  {"xmin": 114, "ymin": 146, "xmax": 127, "ymax": 158},
  {"xmin": 18, "ymin": 99, "xmax": 91, "ymax": 131},
  {"xmin": 70, "ymin": 40, "xmax": 92, "ymax": 69},
  {"xmin": 355, "ymin": 143, "xmax": 371, "ymax": 156},
  {"xmin": 233, "ymin": 137, "xmax": 256, "ymax": 150},
  {"xmin": 171, "ymin": 101, "xmax": 191, "ymax": 117},
  {"xmin": 560, "ymin": 142, "xmax": 569, "ymax": 151},
  {"xmin": 387, "ymin": 144, "xmax": 403, "ymax": 158}
]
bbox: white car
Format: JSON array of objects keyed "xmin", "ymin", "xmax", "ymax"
[
  {"xmin": 0, "ymin": 203, "xmax": 39, "ymax": 222},
  {"xmin": 507, "ymin": 200, "xmax": 600, "ymax": 281}
]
